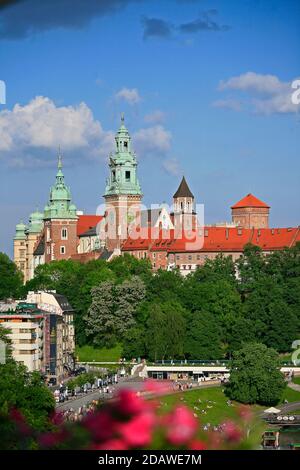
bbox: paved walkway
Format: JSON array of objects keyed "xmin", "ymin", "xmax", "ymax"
[{"xmin": 288, "ymin": 381, "xmax": 300, "ymax": 392}]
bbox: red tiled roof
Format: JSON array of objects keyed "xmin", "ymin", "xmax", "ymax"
[
  {"xmin": 231, "ymin": 193, "xmax": 270, "ymax": 209},
  {"xmin": 71, "ymin": 251, "xmax": 102, "ymax": 263},
  {"xmin": 251, "ymin": 227, "xmax": 300, "ymax": 250},
  {"xmin": 121, "ymin": 226, "xmax": 300, "ymax": 253},
  {"xmin": 77, "ymin": 215, "xmax": 103, "ymax": 236}
]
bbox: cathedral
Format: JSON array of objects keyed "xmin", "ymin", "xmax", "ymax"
[{"xmin": 14, "ymin": 117, "xmax": 300, "ymax": 282}]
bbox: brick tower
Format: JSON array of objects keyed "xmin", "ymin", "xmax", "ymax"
[
  {"xmin": 231, "ymin": 193, "xmax": 270, "ymax": 229},
  {"xmin": 172, "ymin": 176, "xmax": 197, "ymax": 235},
  {"xmin": 104, "ymin": 115, "xmax": 142, "ymax": 252},
  {"xmin": 43, "ymin": 152, "xmax": 78, "ymax": 262}
]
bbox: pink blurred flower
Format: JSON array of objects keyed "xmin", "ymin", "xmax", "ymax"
[
  {"xmin": 144, "ymin": 379, "xmax": 171, "ymax": 395},
  {"xmin": 237, "ymin": 405, "xmax": 253, "ymax": 423},
  {"xmin": 164, "ymin": 405, "xmax": 198, "ymax": 445},
  {"xmin": 82, "ymin": 410, "xmax": 115, "ymax": 441},
  {"xmin": 222, "ymin": 420, "xmax": 243, "ymax": 443},
  {"xmin": 119, "ymin": 411, "xmax": 155, "ymax": 447},
  {"xmin": 49, "ymin": 410, "xmax": 64, "ymax": 426},
  {"xmin": 38, "ymin": 429, "xmax": 68, "ymax": 448},
  {"xmin": 9, "ymin": 408, "xmax": 31, "ymax": 436},
  {"xmin": 115, "ymin": 389, "xmax": 145, "ymax": 416},
  {"xmin": 188, "ymin": 439, "xmax": 207, "ymax": 450},
  {"xmin": 93, "ymin": 439, "xmax": 128, "ymax": 450}
]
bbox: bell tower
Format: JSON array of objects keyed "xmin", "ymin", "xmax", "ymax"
[
  {"xmin": 43, "ymin": 151, "xmax": 78, "ymax": 262},
  {"xmin": 172, "ymin": 176, "xmax": 197, "ymax": 235},
  {"xmin": 104, "ymin": 115, "xmax": 142, "ymax": 251}
]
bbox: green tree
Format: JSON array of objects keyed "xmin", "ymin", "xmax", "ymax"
[
  {"xmin": 122, "ymin": 326, "xmax": 146, "ymax": 360},
  {"xmin": 114, "ymin": 276, "xmax": 146, "ymax": 336},
  {"xmin": 85, "ymin": 276, "xmax": 146, "ymax": 347},
  {"xmin": 0, "ymin": 361, "xmax": 55, "ymax": 429},
  {"xmin": 145, "ymin": 303, "xmax": 166, "ymax": 362},
  {"xmin": 243, "ymin": 277, "xmax": 298, "ymax": 352},
  {"xmin": 0, "ymin": 253, "xmax": 23, "ymax": 300},
  {"xmin": 191, "ymin": 254, "xmax": 237, "ymax": 285},
  {"xmin": 185, "ymin": 310, "xmax": 223, "ymax": 359},
  {"xmin": 84, "ymin": 280, "xmax": 116, "ymax": 347},
  {"xmin": 0, "ymin": 324, "xmax": 12, "ymax": 359},
  {"xmin": 146, "ymin": 301, "xmax": 186, "ymax": 361},
  {"xmin": 226, "ymin": 343, "xmax": 286, "ymax": 405},
  {"xmin": 236, "ymin": 244, "xmax": 265, "ymax": 293}
]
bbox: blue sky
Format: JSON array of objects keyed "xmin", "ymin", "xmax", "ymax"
[{"xmin": 0, "ymin": 0, "xmax": 299, "ymax": 256}]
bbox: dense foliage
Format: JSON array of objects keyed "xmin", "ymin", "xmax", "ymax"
[
  {"xmin": 22, "ymin": 243, "xmax": 300, "ymax": 360},
  {"xmin": 226, "ymin": 343, "xmax": 286, "ymax": 405},
  {"xmin": 0, "ymin": 325, "xmax": 55, "ymax": 449},
  {"xmin": 0, "ymin": 252, "xmax": 23, "ymax": 300}
]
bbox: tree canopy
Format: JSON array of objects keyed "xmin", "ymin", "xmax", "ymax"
[
  {"xmin": 19, "ymin": 243, "xmax": 300, "ymax": 360},
  {"xmin": 0, "ymin": 253, "xmax": 23, "ymax": 300},
  {"xmin": 226, "ymin": 343, "xmax": 286, "ymax": 405}
]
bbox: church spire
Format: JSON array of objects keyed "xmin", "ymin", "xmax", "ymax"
[
  {"xmin": 44, "ymin": 150, "xmax": 77, "ymax": 219},
  {"xmin": 105, "ymin": 117, "xmax": 142, "ymax": 197},
  {"xmin": 58, "ymin": 145, "xmax": 63, "ymax": 170}
]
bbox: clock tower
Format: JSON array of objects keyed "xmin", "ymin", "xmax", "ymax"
[{"xmin": 104, "ymin": 115, "xmax": 142, "ymax": 252}]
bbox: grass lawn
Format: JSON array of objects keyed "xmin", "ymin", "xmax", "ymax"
[
  {"xmin": 292, "ymin": 376, "xmax": 300, "ymax": 386},
  {"xmin": 75, "ymin": 344, "xmax": 123, "ymax": 362},
  {"xmin": 281, "ymin": 386, "xmax": 300, "ymax": 404},
  {"xmin": 155, "ymin": 386, "xmax": 264, "ymax": 427},
  {"xmin": 287, "ymin": 408, "xmax": 300, "ymax": 415},
  {"xmin": 156, "ymin": 384, "xmax": 300, "ymax": 427}
]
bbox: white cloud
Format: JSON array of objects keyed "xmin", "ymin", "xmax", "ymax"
[
  {"xmin": 212, "ymin": 99, "xmax": 242, "ymax": 111},
  {"xmin": 0, "ymin": 96, "xmax": 114, "ymax": 167},
  {"xmin": 133, "ymin": 125, "xmax": 172, "ymax": 156},
  {"xmin": 115, "ymin": 87, "xmax": 141, "ymax": 105},
  {"xmin": 144, "ymin": 110, "xmax": 166, "ymax": 124},
  {"xmin": 216, "ymin": 72, "xmax": 300, "ymax": 114},
  {"xmin": 0, "ymin": 96, "xmax": 173, "ymax": 168},
  {"xmin": 162, "ymin": 158, "xmax": 181, "ymax": 176}
]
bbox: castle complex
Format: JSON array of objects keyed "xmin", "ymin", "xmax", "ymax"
[{"xmin": 14, "ymin": 117, "xmax": 300, "ymax": 281}]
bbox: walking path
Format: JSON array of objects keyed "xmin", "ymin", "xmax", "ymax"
[{"xmin": 288, "ymin": 381, "xmax": 300, "ymax": 392}]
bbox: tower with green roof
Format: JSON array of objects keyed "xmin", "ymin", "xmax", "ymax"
[
  {"xmin": 13, "ymin": 221, "xmax": 27, "ymax": 279},
  {"xmin": 43, "ymin": 151, "xmax": 78, "ymax": 263},
  {"xmin": 104, "ymin": 115, "xmax": 142, "ymax": 251},
  {"xmin": 25, "ymin": 209, "xmax": 44, "ymax": 282}
]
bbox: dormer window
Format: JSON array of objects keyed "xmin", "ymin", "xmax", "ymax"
[{"xmin": 125, "ymin": 171, "xmax": 131, "ymax": 181}]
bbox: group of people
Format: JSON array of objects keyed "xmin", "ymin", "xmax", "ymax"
[{"xmin": 60, "ymin": 400, "xmax": 99, "ymax": 422}]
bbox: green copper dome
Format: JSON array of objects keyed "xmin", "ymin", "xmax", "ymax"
[
  {"xmin": 44, "ymin": 152, "xmax": 77, "ymax": 219},
  {"xmin": 14, "ymin": 221, "xmax": 27, "ymax": 240},
  {"xmin": 28, "ymin": 209, "xmax": 44, "ymax": 234}
]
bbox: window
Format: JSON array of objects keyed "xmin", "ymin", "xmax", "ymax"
[
  {"xmin": 61, "ymin": 228, "xmax": 68, "ymax": 240},
  {"xmin": 60, "ymin": 246, "xmax": 66, "ymax": 255},
  {"xmin": 125, "ymin": 170, "xmax": 131, "ymax": 181},
  {"xmin": 124, "ymin": 141, "xmax": 128, "ymax": 149},
  {"xmin": 46, "ymin": 227, "xmax": 50, "ymax": 241},
  {"xmin": 188, "ymin": 255, "xmax": 192, "ymax": 261},
  {"xmin": 112, "ymin": 170, "xmax": 116, "ymax": 182}
]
